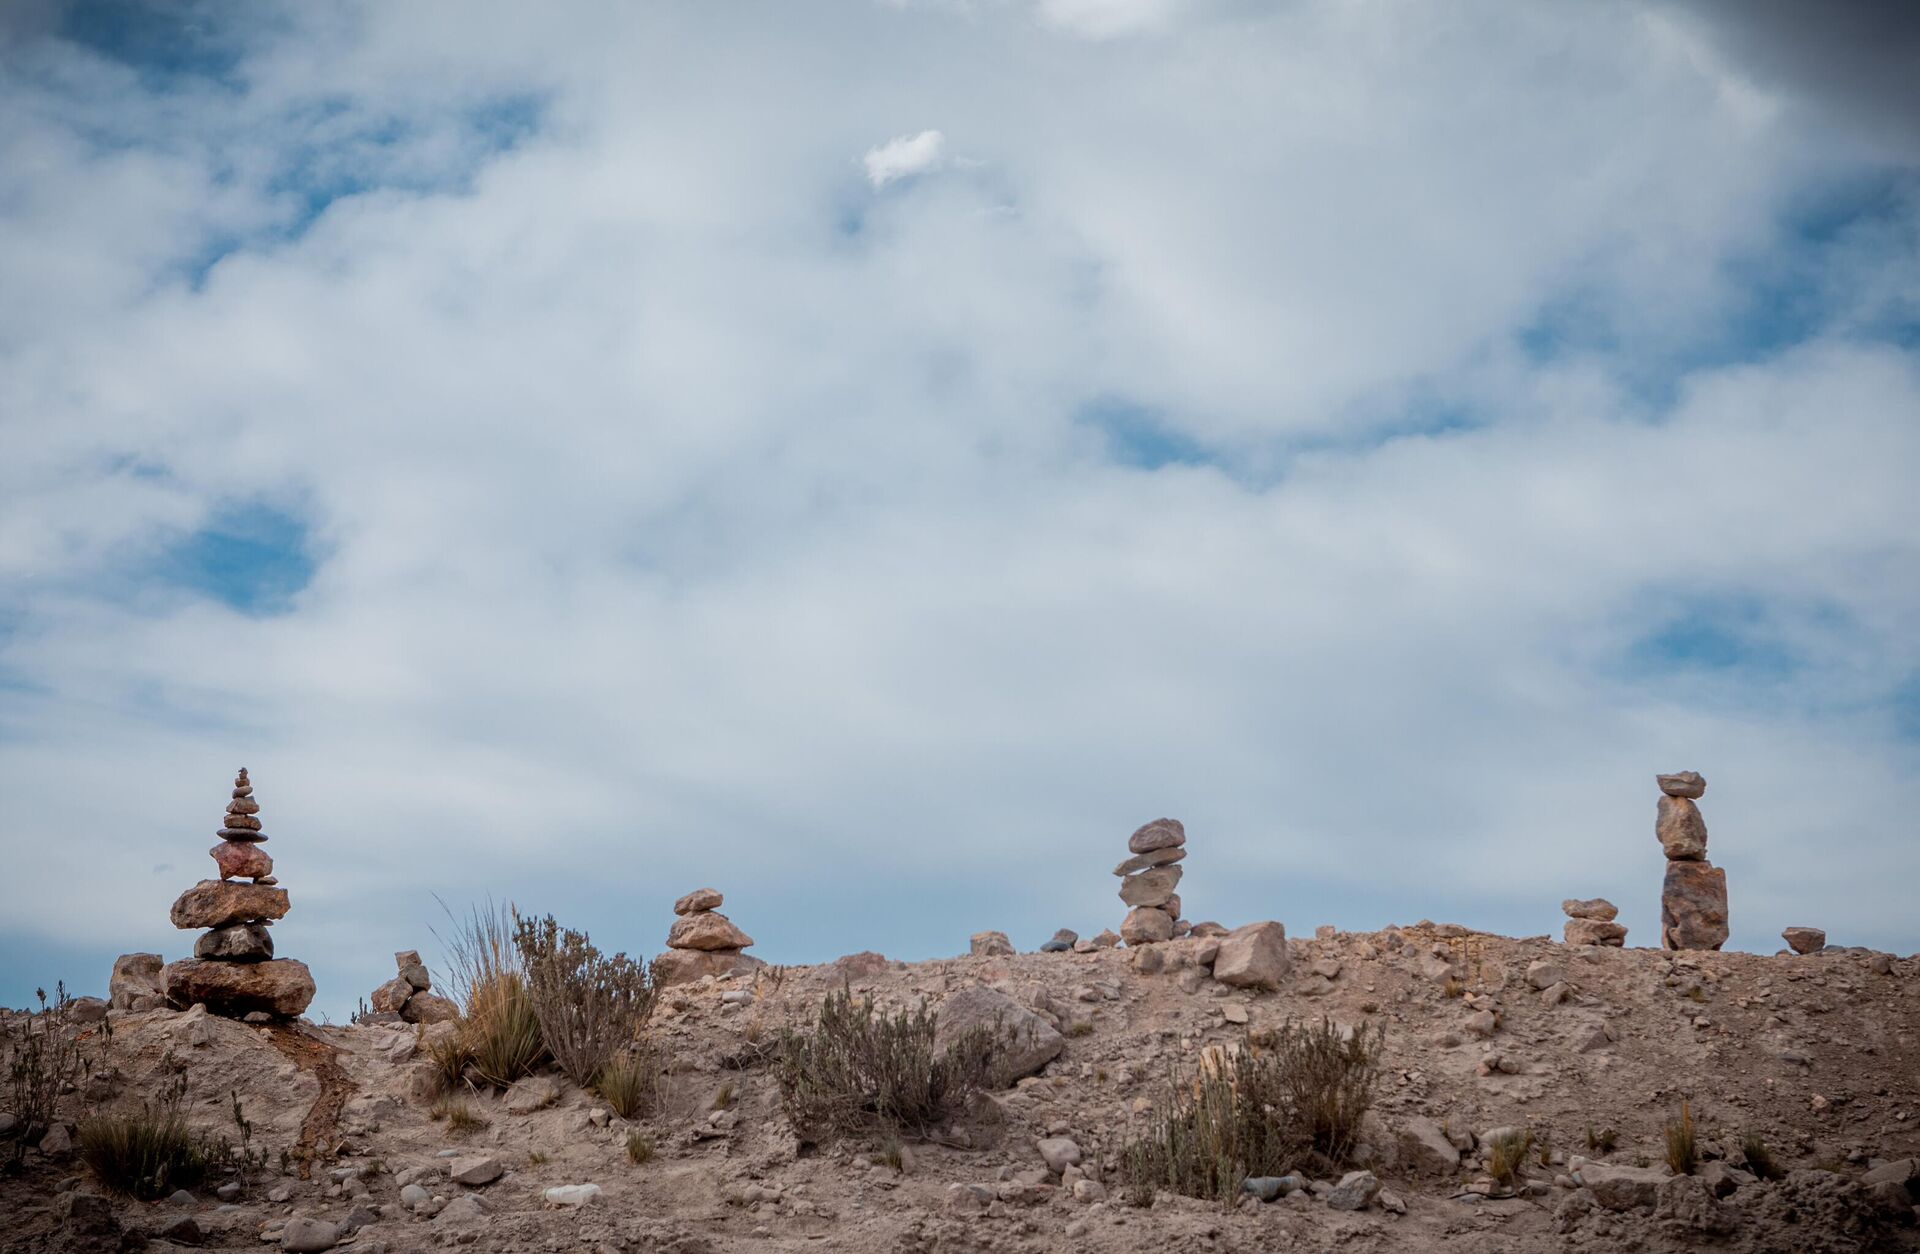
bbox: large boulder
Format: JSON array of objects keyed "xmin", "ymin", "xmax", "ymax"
[
  {"xmin": 1781, "ymin": 927, "xmax": 1826, "ymax": 955},
  {"xmin": 193, "ymin": 923, "xmax": 275, "ymax": 962},
  {"xmin": 652, "ymin": 948, "xmax": 765, "ymax": 987},
  {"xmin": 403, "ymin": 992, "xmax": 460, "ymax": 1024},
  {"xmin": 169, "ymin": 880, "xmax": 291, "ymax": 930},
  {"xmin": 1662, "ymin": 861, "xmax": 1729, "ymax": 950},
  {"xmin": 109, "ymin": 953, "xmax": 165, "ymax": 1011},
  {"xmin": 969, "ymin": 931, "xmax": 1015, "ymax": 957},
  {"xmin": 1565, "ymin": 919, "xmax": 1628, "ymax": 947},
  {"xmin": 1119, "ymin": 906, "xmax": 1174, "ymax": 946},
  {"xmin": 1655, "ymin": 796, "xmax": 1708, "ymax": 860},
  {"xmin": 932, "ymin": 986, "xmax": 1064, "ymax": 1088},
  {"xmin": 666, "ymin": 912, "xmax": 754, "ymax": 952},
  {"xmin": 1212, "ymin": 921, "xmax": 1290, "ymax": 990},
  {"xmin": 162, "ymin": 957, "xmax": 315, "ymax": 1017},
  {"xmin": 1394, "ymin": 1116, "xmax": 1462, "ymax": 1175}
]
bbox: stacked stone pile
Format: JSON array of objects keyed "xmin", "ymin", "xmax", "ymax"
[
  {"xmin": 1116, "ymin": 818, "xmax": 1188, "ymax": 945},
  {"xmin": 1656, "ymin": 771, "xmax": 1729, "ymax": 951},
  {"xmin": 656, "ymin": 887, "xmax": 764, "ymax": 986},
  {"xmin": 1562, "ymin": 898, "xmax": 1627, "ymax": 947},
  {"xmin": 161, "ymin": 769, "xmax": 316, "ymax": 1017},
  {"xmin": 369, "ymin": 950, "xmax": 458, "ymax": 1023}
]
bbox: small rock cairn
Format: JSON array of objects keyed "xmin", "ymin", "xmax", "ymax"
[
  {"xmin": 1656, "ymin": 771, "xmax": 1728, "ymax": 951},
  {"xmin": 656, "ymin": 888, "xmax": 764, "ymax": 987},
  {"xmin": 1562, "ymin": 898, "xmax": 1626, "ymax": 947},
  {"xmin": 368, "ymin": 949, "xmax": 458, "ymax": 1023},
  {"xmin": 1116, "ymin": 817, "xmax": 1188, "ymax": 945},
  {"xmin": 161, "ymin": 768, "xmax": 316, "ymax": 1018}
]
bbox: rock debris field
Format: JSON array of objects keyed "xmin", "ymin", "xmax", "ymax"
[{"xmin": 2, "ymin": 791, "xmax": 1918, "ymax": 1253}]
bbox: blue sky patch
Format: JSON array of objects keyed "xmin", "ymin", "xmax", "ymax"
[
  {"xmin": 1076, "ymin": 397, "xmax": 1218, "ymax": 471},
  {"xmin": 154, "ymin": 503, "xmax": 317, "ymax": 615}
]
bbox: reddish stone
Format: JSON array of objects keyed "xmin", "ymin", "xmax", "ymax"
[
  {"xmin": 653, "ymin": 949, "xmax": 766, "ymax": 987},
  {"xmin": 673, "ymin": 887, "xmax": 723, "ymax": 915},
  {"xmin": 1662, "ymin": 861, "xmax": 1729, "ymax": 950},
  {"xmin": 163, "ymin": 957, "xmax": 314, "ymax": 1017},
  {"xmin": 210, "ymin": 841, "xmax": 273, "ymax": 880},
  {"xmin": 666, "ymin": 911, "xmax": 753, "ymax": 951},
  {"xmin": 170, "ymin": 880, "xmax": 290, "ymax": 929}
]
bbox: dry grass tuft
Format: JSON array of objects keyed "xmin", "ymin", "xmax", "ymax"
[
  {"xmin": 430, "ymin": 1096, "xmax": 489, "ymax": 1137},
  {"xmin": 1487, "ymin": 1129, "xmax": 1533, "ymax": 1189},
  {"xmin": 512, "ymin": 913, "xmax": 657, "ymax": 1086},
  {"xmin": 595, "ymin": 1048, "xmax": 656, "ymax": 1121},
  {"xmin": 1741, "ymin": 1129, "xmax": 1782, "ymax": 1181},
  {"xmin": 1664, "ymin": 1102, "xmax": 1697, "ymax": 1175},
  {"xmin": 626, "ymin": 1131, "xmax": 654, "ymax": 1164}
]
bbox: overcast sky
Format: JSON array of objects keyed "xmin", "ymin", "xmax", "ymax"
[{"xmin": 3, "ymin": 0, "xmax": 1917, "ymax": 1020}]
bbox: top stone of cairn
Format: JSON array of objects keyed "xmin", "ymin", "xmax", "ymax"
[
  {"xmin": 217, "ymin": 767, "xmax": 266, "ymax": 841},
  {"xmin": 1127, "ymin": 817, "xmax": 1187, "ymax": 855},
  {"xmin": 1657, "ymin": 771, "xmax": 1706, "ymax": 799}
]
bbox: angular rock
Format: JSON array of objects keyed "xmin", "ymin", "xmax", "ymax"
[
  {"xmin": 370, "ymin": 976, "xmax": 415, "ymax": 1014},
  {"xmin": 1782, "ymin": 927, "xmax": 1826, "ymax": 955},
  {"xmin": 193, "ymin": 923, "xmax": 274, "ymax": 962},
  {"xmin": 1119, "ymin": 906, "xmax": 1174, "ymax": 946},
  {"xmin": 109, "ymin": 953, "xmax": 165, "ymax": 1010},
  {"xmin": 1525, "ymin": 959, "xmax": 1565, "ymax": 990},
  {"xmin": 1657, "ymin": 771, "xmax": 1706, "ymax": 799},
  {"xmin": 1561, "ymin": 898, "xmax": 1618, "ymax": 921},
  {"xmin": 1565, "ymin": 919, "xmax": 1628, "ymax": 947},
  {"xmin": 1656, "ymin": 795, "xmax": 1708, "ymax": 860},
  {"xmin": 830, "ymin": 951, "xmax": 891, "ymax": 979},
  {"xmin": 1575, "ymin": 1160, "xmax": 1668, "ymax": 1211},
  {"xmin": 438, "ymin": 1194, "xmax": 489, "ymax": 1222},
  {"xmin": 402, "ymin": 992, "xmax": 459, "ymax": 1024},
  {"xmin": 674, "ymin": 887, "xmax": 723, "ymax": 915},
  {"xmin": 449, "ymin": 1155, "xmax": 504, "ymax": 1186},
  {"xmin": 1113, "ymin": 846, "xmax": 1187, "ymax": 877},
  {"xmin": 1118, "ymin": 865, "xmax": 1183, "ymax": 908},
  {"xmin": 1395, "ymin": 1116, "xmax": 1461, "ymax": 1175},
  {"xmin": 169, "ymin": 880, "xmax": 290, "ymax": 930},
  {"xmin": 1211, "ymin": 921, "xmax": 1289, "ymax": 990},
  {"xmin": 1087, "ymin": 929, "xmax": 1121, "ymax": 948},
  {"xmin": 652, "ymin": 948, "xmax": 766, "ymax": 987},
  {"xmin": 1188, "ymin": 921, "xmax": 1229, "ymax": 938},
  {"xmin": 969, "ymin": 931, "xmax": 1015, "ymax": 957},
  {"xmin": 1127, "ymin": 817, "xmax": 1186, "ymax": 855},
  {"xmin": 505, "ymin": 1075, "xmax": 559, "ymax": 1114},
  {"xmin": 1326, "ymin": 1170, "xmax": 1380, "ymax": 1210},
  {"xmin": 666, "ymin": 911, "xmax": 753, "ymax": 952},
  {"xmin": 209, "ymin": 841, "xmax": 273, "ymax": 881},
  {"xmin": 1039, "ymin": 929, "xmax": 1077, "ymax": 954},
  {"xmin": 162, "ymin": 957, "xmax": 315, "ymax": 1017},
  {"xmin": 399, "ymin": 959, "xmax": 431, "ymax": 991},
  {"xmin": 933, "ymin": 986, "xmax": 1064, "ymax": 1088},
  {"xmin": 1662, "ymin": 860, "xmax": 1729, "ymax": 950}
]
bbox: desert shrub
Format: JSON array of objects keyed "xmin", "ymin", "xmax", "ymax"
[
  {"xmin": 625, "ymin": 1131, "xmax": 654, "ymax": 1164},
  {"xmin": 78, "ymin": 1077, "xmax": 219, "ymax": 1200},
  {"xmin": 465, "ymin": 974, "xmax": 544, "ymax": 1088},
  {"xmin": 1121, "ymin": 1018, "xmax": 1383, "ymax": 1204},
  {"xmin": 3, "ymin": 984, "xmax": 90, "ymax": 1167},
  {"xmin": 1585, "ymin": 1125, "xmax": 1617, "ymax": 1155},
  {"xmin": 430, "ymin": 1096, "xmax": 489, "ymax": 1136},
  {"xmin": 1741, "ymin": 1130, "xmax": 1782, "ymax": 1181},
  {"xmin": 774, "ymin": 988, "xmax": 996, "ymax": 1141},
  {"xmin": 1664, "ymin": 1102, "xmax": 1697, "ymax": 1176},
  {"xmin": 595, "ymin": 1048, "xmax": 656, "ymax": 1120},
  {"xmin": 511, "ymin": 913, "xmax": 657, "ymax": 1087},
  {"xmin": 1487, "ymin": 1129, "xmax": 1533, "ymax": 1189},
  {"xmin": 424, "ymin": 1031, "xmax": 474, "ymax": 1094}
]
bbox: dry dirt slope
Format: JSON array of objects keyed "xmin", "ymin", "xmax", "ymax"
[{"xmin": 5, "ymin": 925, "xmax": 1919, "ymax": 1253}]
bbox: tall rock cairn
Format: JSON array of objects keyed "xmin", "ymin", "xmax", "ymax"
[
  {"xmin": 655, "ymin": 888, "xmax": 765, "ymax": 987},
  {"xmin": 1656, "ymin": 771, "xmax": 1728, "ymax": 951},
  {"xmin": 161, "ymin": 768, "xmax": 316, "ymax": 1018},
  {"xmin": 1116, "ymin": 818, "xmax": 1188, "ymax": 945}
]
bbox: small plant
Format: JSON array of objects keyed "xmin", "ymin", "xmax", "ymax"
[
  {"xmin": 626, "ymin": 1131, "xmax": 654, "ymax": 1164},
  {"xmin": 465, "ymin": 976, "xmax": 544, "ymax": 1089},
  {"xmin": 1067, "ymin": 1021, "xmax": 1094, "ymax": 1038},
  {"xmin": 595, "ymin": 1048, "xmax": 655, "ymax": 1120},
  {"xmin": 1663, "ymin": 1102, "xmax": 1697, "ymax": 1176},
  {"xmin": 1741, "ymin": 1130, "xmax": 1782, "ymax": 1181},
  {"xmin": 879, "ymin": 1137, "xmax": 905, "ymax": 1172},
  {"xmin": 425, "ymin": 1031, "xmax": 474, "ymax": 1094},
  {"xmin": 527, "ymin": 1150, "xmax": 548, "ymax": 1165},
  {"xmin": 512, "ymin": 912, "xmax": 658, "ymax": 1087},
  {"xmin": 1685, "ymin": 985, "xmax": 1708, "ymax": 1004},
  {"xmin": 774, "ymin": 988, "xmax": 997, "ymax": 1141},
  {"xmin": 430, "ymin": 1097, "xmax": 489, "ymax": 1137},
  {"xmin": 1487, "ymin": 1129, "xmax": 1533, "ymax": 1190},
  {"xmin": 1272, "ymin": 1018, "xmax": 1384, "ymax": 1165},
  {"xmin": 349, "ymin": 997, "xmax": 372, "ymax": 1025},
  {"xmin": 1441, "ymin": 977, "xmax": 1465, "ymax": 999},
  {"xmin": 712, "ymin": 1081, "xmax": 736, "ymax": 1111},
  {"xmin": 77, "ymin": 1076, "xmax": 218, "ymax": 1200},
  {"xmin": 3, "ymin": 984, "xmax": 89, "ymax": 1168},
  {"xmin": 1585, "ymin": 1125, "xmax": 1617, "ymax": 1156},
  {"xmin": 1534, "ymin": 1129, "xmax": 1554, "ymax": 1167}
]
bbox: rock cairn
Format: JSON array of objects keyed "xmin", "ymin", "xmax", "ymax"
[
  {"xmin": 161, "ymin": 769, "xmax": 316, "ymax": 1018},
  {"xmin": 1782, "ymin": 926, "xmax": 1826, "ymax": 955},
  {"xmin": 1116, "ymin": 818, "xmax": 1188, "ymax": 945},
  {"xmin": 656, "ymin": 888, "xmax": 764, "ymax": 987},
  {"xmin": 1562, "ymin": 898, "xmax": 1627, "ymax": 947},
  {"xmin": 368, "ymin": 949, "xmax": 458, "ymax": 1024},
  {"xmin": 1656, "ymin": 771, "xmax": 1728, "ymax": 951}
]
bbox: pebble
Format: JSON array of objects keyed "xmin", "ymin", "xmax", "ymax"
[{"xmin": 280, "ymin": 1217, "xmax": 341, "ymax": 1253}]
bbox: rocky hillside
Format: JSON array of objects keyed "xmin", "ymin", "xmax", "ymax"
[{"xmin": 4, "ymin": 925, "xmax": 1919, "ymax": 1253}]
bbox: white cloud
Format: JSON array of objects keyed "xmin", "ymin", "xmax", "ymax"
[
  {"xmin": 2, "ymin": 1, "xmax": 1918, "ymax": 1016},
  {"xmin": 1035, "ymin": 0, "xmax": 1184, "ymax": 38},
  {"xmin": 862, "ymin": 128, "xmax": 946, "ymax": 186}
]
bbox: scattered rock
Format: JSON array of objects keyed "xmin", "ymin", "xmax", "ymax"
[
  {"xmin": 161, "ymin": 957, "xmax": 315, "ymax": 1017},
  {"xmin": 1395, "ymin": 1116, "xmax": 1461, "ymax": 1175},
  {"xmin": 505, "ymin": 1075, "xmax": 560, "ymax": 1114},
  {"xmin": 280, "ymin": 1216, "xmax": 341, "ymax": 1253},
  {"xmin": 932, "ymin": 986, "xmax": 1064, "ymax": 1088},
  {"xmin": 969, "ymin": 931, "xmax": 1015, "ymax": 958},
  {"xmin": 1212, "ymin": 921, "xmax": 1289, "ymax": 990},
  {"xmin": 1035, "ymin": 1136, "xmax": 1082, "ymax": 1174},
  {"xmin": 1325, "ymin": 1170, "xmax": 1381, "ymax": 1211},
  {"xmin": 449, "ymin": 1155, "xmax": 505, "ymax": 1186},
  {"xmin": 1525, "ymin": 959, "xmax": 1565, "ymax": 990},
  {"xmin": 1039, "ymin": 929, "xmax": 1077, "ymax": 953},
  {"xmin": 1574, "ymin": 1160, "xmax": 1667, "ymax": 1211},
  {"xmin": 1782, "ymin": 926, "xmax": 1827, "ymax": 954}
]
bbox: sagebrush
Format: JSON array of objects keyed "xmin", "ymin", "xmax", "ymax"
[
  {"xmin": 3, "ymin": 984, "xmax": 91, "ymax": 1168},
  {"xmin": 78, "ymin": 1075, "xmax": 225, "ymax": 1200},
  {"xmin": 774, "ymin": 988, "xmax": 996, "ymax": 1141},
  {"xmin": 512, "ymin": 912, "xmax": 657, "ymax": 1086}
]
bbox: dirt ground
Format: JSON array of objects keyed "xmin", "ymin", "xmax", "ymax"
[{"xmin": 5, "ymin": 925, "xmax": 1919, "ymax": 1252}]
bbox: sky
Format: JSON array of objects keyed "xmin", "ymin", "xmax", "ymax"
[{"xmin": 2, "ymin": 0, "xmax": 1918, "ymax": 1022}]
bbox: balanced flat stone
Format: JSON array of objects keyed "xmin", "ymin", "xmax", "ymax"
[
  {"xmin": 1113, "ymin": 846, "xmax": 1187, "ymax": 877},
  {"xmin": 1118, "ymin": 864, "xmax": 1183, "ymax": 908},
  {"xmin": 210, "ymin": 841, "xmax": 273, "ymax": 880},
  {"xmin": 1655, "ymin": 795, "xmax": 1708, "ymax": 860},
  {"xmin": 1657, "ymin": 771, "xmax": 1706, "ymax": 799},
  {"xmin": 227, "ymin": 797, "xmax": 260, "ymax": 815},
  {"xmin": 1782, "ymin": 926, "xmax": 1827, "ymax": 954},
  {"xmin": 162, "ymin": 957, "xmax": 315, "ymax": 1017},
  {"xmin": 216, "ymin": 827, "xmax": 268, "ymax": 842},
  {"xmin": 194, "ymin": 923, "xmax": 274, "ymax": 962},
  {"xmin": 1565, "ymin": 918, "xmax": 1628, "ymax": 947},
  {"xmin": 170, "ymin": 880, "xmax": 291, "ymax": 930},
  {"xmin": 1562, "ymin": 898, "xmax": 1618, "ymax": 921},
  {"xmin": 666, "ymin": 911, "xmax": 753, "ymax": 952},
  {"xmin": 1127, "ymin": 818, "xmax": 1187, "ymax": 855},
  {"xmin": 221, "ymin": 813, "xmax": 262, "ymax": 831},
  {"xmin": 1661, "ymin": 861, "xmax": 1729, "ymax": 950},
  {"xmin": 673, "ymin": 888, "xmax": 723, "ymax": 915}
]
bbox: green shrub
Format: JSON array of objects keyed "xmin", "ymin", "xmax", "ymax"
[
  {"xmin": 774, "ymin": 988, "xmax": 995, "ymax": 1141},
  {"xmin": 511, "ymin": 913, "xmax": 657, "ymax": 1086},
  {"xmin": 1741, "ymin": 1129, "xmax": 1781, "ymax": 1180}
]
